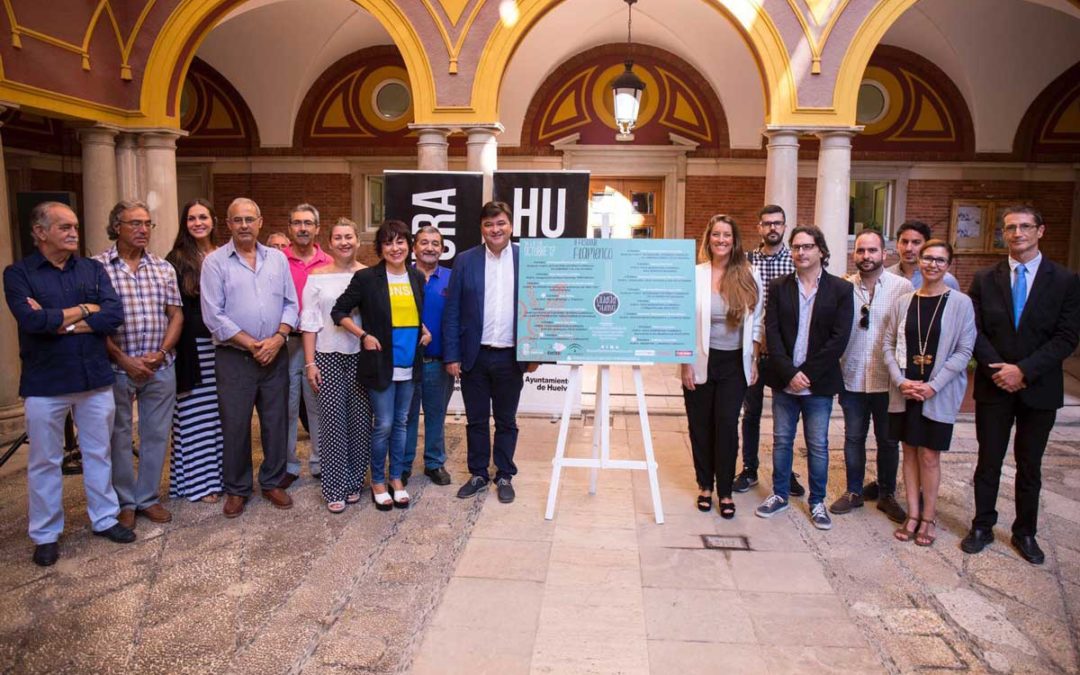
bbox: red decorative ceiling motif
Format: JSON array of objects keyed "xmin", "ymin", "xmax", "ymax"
[
  {"xmin": 1015, "ymin": 60, "xmax": 1080, "ymax": 162},
  {"xmin": 177, "ymin": 57, "xmax": 258, "ymax": 154}
]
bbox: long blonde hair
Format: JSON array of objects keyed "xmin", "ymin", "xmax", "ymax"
[{"xmin": 698, "ymin": 214, "xmax": 758, "ymax": 327}]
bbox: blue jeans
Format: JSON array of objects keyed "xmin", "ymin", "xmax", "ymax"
[
  {"xmin": 369, "ymin": 379, "xmax": 415, "ymax": 485},
  {"xmin": 404, "ymin": 360, "xmax": 454, "ymax": 471},
  {"xmin": 111, "ymin": 364, "xmax": 176, "ymax": 510},
  {"xmin": 838, "ymin": 390, "xmax": 898, "ymax": 495},
  {"xmin": 771, "ymin": 390, "xmax": 833, "ymax": 505}
]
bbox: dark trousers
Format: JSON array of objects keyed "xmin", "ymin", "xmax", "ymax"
[
  {"xmin": 460, "ymin": 348, "xmax": 524, "ymax": 481},
  {"xmin": 683, "ymin": 349, "xmax": 747, "ymax": 497},
  {"xmin": 216, "ymin": 347, "xmax": 289, "ymax": 497},
  {"xmin": 973, "ymin": 397, "xmax": 1056, "ymax": 537},
  {"xmin": 739, "ymin": 356, "xmax": 766, "ymax": 473},
  {"xmin": 839, "ymin": 390, "xmax": 899, "ymax": 495}
]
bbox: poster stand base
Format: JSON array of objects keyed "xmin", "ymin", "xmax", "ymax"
[{"xmin": 544, "ymin": 363, "xmax": 664, "ymax": 524}]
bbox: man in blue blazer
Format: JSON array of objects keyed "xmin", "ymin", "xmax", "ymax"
[{"xmin": 444, "ymin": 201, "xmax": 537, "ymax": 504}]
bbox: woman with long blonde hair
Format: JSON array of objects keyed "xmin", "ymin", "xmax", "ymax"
[{"xmin": 680, "ymin": 215, "xmax": 765, "ymax": 518}]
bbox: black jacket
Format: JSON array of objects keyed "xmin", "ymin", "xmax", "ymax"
[
  {"xmin": 331, "ymin": 261, "xmax": 426, "ymax": 392},
  {"xmin": 764, "ymin": 270, "xmax": 854, "ymax": 396},
  {"xmin": 969, "ymin": 258, "xmax": 1080, "ymax": 409}
]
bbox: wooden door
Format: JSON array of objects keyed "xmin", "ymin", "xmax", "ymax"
[{"xmin": 588, "ymin": 177, "xmax": 665, "ymax": 239}]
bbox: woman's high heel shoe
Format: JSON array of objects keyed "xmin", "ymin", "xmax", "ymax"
[
  {"xmin": 392, "ymin": 488, "xmax": 410, "ymax": 509},
  {"xmin": 372, "ymin": 487, "xmax": 393, "ymax": 511}
]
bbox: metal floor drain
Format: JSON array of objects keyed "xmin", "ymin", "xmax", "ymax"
[{"xmin": 701, "ymin": 535, "xmax": 750, "ymax": 551}]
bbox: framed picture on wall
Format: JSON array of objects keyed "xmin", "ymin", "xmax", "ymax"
[{"xmin": 949, "ymin": 199, "xmax": 991, "ymax": 252}]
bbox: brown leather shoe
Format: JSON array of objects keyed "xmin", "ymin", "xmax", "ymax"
[
  {"xmin": 278, "ymin": 472, "xmax": 299, "ymax": 489},
  {"xmin": 223, "ymin": 494, "xmax": 247, "ymax": 518},
  {"xmin": 117, "ymin": 508, "xmax": 136, "ymax": 530},
  {"xmin": 261, "ymin": 488, "xmax": 293, "ymax": 509},
  {"xmin": 137, "ymin": 503, "xmax": 172, "ymax": 523}
]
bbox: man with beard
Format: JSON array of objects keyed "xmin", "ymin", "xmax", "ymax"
[
  {"xmin": 887, "ymin": 220, "xmax": 960, "ymax": 292},
  {"xmin": 281, "ymin": 204, "xmax": 329, "ymax": 486},
  {"xmin": 403, "ymin": 226, "xmax": 454, "ymax": 486},
  {"xmin": 831, "ymin": 229, "xmax": 912, "ymax": 522},
  {"xmin": 736, "ymin": 205, "xmax": 805, "ymax": 498}
]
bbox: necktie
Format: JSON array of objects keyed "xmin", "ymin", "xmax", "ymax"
[{"xmin": 1013, "ymin": 264, "xmax": 1027, "ymax": 328}]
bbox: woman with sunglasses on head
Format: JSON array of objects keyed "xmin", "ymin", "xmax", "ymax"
[
  {"xmin": 681, "ymin": 214, "xmax": 765, "ymax": 518},
  {"xmin": 883, "ymin": 239, "xmax": 975, "ymax": 546},
  {"xmin": 332, "ymin": 220, "xmax": 430, "ymax": 511},
  {"xmin": 166, "ymin": 199, "xmax": 225, "ymax": 503}
]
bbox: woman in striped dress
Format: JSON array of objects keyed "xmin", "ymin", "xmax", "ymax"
[{"xmin": 166, "ymin": 198, "xmax": 225, "ymax": 502}]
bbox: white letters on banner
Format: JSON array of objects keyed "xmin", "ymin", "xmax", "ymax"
[
  {"xmin": 512, "ymin": 187, "xmax": 567, "ymax": 238},
  {"xmin": 411, "ymin": 188, "xmax": 457, "ymax": 259}
]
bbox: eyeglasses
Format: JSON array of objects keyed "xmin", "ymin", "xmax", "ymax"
[
  {"xmin": 759, "ymin": 221, "xmax": 785, "ymax": 229},
  {"xmin": 289, "ymin": 219, "xmax": 316, "ymax": 227},
  {"xmin": 1002, "ymin": 223, "xmax": 1039, "ymax": 234},
  {"xmin": 919, "ymin": 255, "xmax": 950, "ymax": 267},
  {"xmin": 859, "ymin": 304, "xmax": 870, "ymax": 330},
  {"xmin": 229, "ymin": 216, "xmax": 259, "ymax": 225},
  {"xmin": 118, "ymin": 219, "xmax": 155, "ymax": 230},
  {"xmin": 791, "ymin": 243, "xmax": 817, "ymax": 253}
]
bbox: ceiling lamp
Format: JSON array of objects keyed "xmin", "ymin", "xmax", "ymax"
[{"xmin": 612, "ymin": 0, "xmax": 646, "ymax": 141}]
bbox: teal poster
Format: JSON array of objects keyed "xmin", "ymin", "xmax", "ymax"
[{"xmin": 517, "ymin": 238, "xmax": 696, "ymax": 363}]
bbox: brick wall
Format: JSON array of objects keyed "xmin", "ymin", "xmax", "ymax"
[{"xmin": 211, "ymin": 173, "xmax": 352, "ymax": 247}]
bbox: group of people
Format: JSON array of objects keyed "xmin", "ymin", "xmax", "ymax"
[
  {"xmin": 682, "ymin": 204, "xmax": 1079, "ymax": 566},
  {"xmin": 5, "ymin": 197, "xmax": 535, "ymax": 567},
  {"xmin": 6, "ymin": 194, "xmax": 1076, "ymax": 570}
]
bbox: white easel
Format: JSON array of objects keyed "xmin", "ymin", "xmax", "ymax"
[{"xmin": 544, "ymin": 362, "xmax": 664, "ymax": 524}]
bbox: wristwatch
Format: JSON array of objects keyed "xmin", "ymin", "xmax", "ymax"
[
  {"xmin": 65, "ymin": 324, "xmax": 76, "ymax": 334},
  {"xmin": 277, "ymin": 330, "xmax": 289, "ymax": 344}
]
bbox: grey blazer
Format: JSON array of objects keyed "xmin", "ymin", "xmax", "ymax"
[{"xmin": 882, "ymin": 290, "xmax": 976, "ymax": 424}]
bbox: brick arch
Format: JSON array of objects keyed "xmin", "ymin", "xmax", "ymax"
[
  {"xmin": 520, "ymin": 43, "xmax": 729, "ymax": 155},
  {"xmin": 1014, "ymin": 60, "xmax": 1080, "ymax": 163}
]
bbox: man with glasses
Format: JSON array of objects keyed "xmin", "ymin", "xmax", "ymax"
[
  {"xmin": 737, "ymin": 204, "xmax": 805, "ymax": 497},
  {"xmin": 831, "ymin": 229, "xmax": 912, "ymax": 523},
  {"xmin": 962, "ymin": 205, "xmax": 1080, "ymax": 564},
  {"xmin": 5, "ymin": 202, "xmax": 133, "ymax": 566},
  {"xmin": 281, "ymin": 204, "xmax": 330, "ymax": 487},
  {"xmin": 756, "ymin": 226, "xmax": 853, "ymax": 530},
  {"xmin": 94, "ymin": 200, "xmax": 184, "ymax": 530},
  {"xmin": 201, "ymin": 198, "xmax": 299, "ymax": 518}
]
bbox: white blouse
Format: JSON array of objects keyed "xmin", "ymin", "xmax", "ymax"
[{"xmin": 300, "ymin": 272, "xmax": 362, "ymax": 355}]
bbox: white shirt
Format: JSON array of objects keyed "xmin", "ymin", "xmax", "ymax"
[
  {"xmin": 785, "ymin": 272, "xmax": 820, "ymax": 396},
  {"xmin": 1008, "ymin": 252, "xmax": 1042, "ymax": 303},
  {"xmin": 841, "ymin": 270, "xmax": 914, "ymax": 393},
  {"xmin": 481, "ymin": 244, "xmax": 515, "ymax": 347},
  {"xmin": 299, "ymin": 272, "xmax": 361, "ymax": 354}
]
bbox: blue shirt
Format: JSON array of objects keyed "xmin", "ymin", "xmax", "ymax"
[
  {"xmin": 3, "ymin": 251, "xmax": 124, "ymax": 397},
  {"xmin": 200, "ymin": 240, "xmax": 299, "ymax": 345},
  {"xmin": 415, "ymin": 264, "xmax": 451, "ymax": 358}
]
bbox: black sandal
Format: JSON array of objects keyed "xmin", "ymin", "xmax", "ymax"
[
  {"xmin": 719, "ymin": 500, "xmax": 736, "ymax": 519},
  {"xmin": 697, "ymin": 494, "xmax": 713, "ymax": 512}
]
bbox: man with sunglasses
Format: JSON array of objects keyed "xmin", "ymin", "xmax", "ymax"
[
  {"xmin": 94, "ymin": 200, "xmax": 184, "ymax": 530},
  {"xmin": 832, "ymin": 229, "xmax": 912, "ymax": 523},
  {"xmin": 736, "ymin": 205, "xmax": 805, "ymax": 497}
]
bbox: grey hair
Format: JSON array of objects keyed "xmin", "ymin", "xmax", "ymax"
[
  {"xmin": 291, "ymin": 203, "xmax": 320, "ymax": 226},
  {"xmin": 107, "ymin": 199, "xmax": 151, "ymax": 241},
  {"xmin": 228, "ymin": 197, "xmax": 261, "ymax": 218},
  {"xmin": 30, "ymin": 201, "xmax": 72, "ymax": 233},
  {"xmin": 415, "ymin": 225, "xmax": 442, "ymax": 240}
]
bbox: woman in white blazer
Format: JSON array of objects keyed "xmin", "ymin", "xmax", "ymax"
[{"xmin": 680, "ymin": 215, "xmax": 765, "ymax": 518}]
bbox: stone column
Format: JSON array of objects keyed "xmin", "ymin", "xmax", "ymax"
[
  {"xmin": 763, "ymin": 127, "xmax": 800, "ymax": 226},
  {"xmin": 78, "ymin": 126, "xmax": 119, "ymax": 257},
  {"xmin": 116, "ymin": 132, "xmax": 141, "ymax": 200},
  {"xmin": 141, "ymin": 131, "xmax": 182, "ymax": 259},
  {"xmin": 465, "ymin": 124, "xmax": 503, "ymax": 202},
  {"xmin": 0, "ymin": 107, "xmax": 23, "ymax": 441},
  {"xmin": 410, "ymin": 125, "xmax": 452, "ymax": 171},
  {"xmin": 813, "ymin": 128, "xmax": 859, "ymax": 276}
]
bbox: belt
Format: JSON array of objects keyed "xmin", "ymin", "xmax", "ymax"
[{"xmin": 480, "ymin": 345, "xmax": 514, "ymax": 351}]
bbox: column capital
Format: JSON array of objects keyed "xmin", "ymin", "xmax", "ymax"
[
  {"xmin": 463, "ymin": 123, "xmax": 505, "ymax": 138},
  {"xmin": 813, "ymin": 126, "xmax": 862, "ymax": 143},
  {"xmin": 139, "ymin": 130, "xmax": 183, "ymax": 151},
  {"xmin": 407, "ymin": 124, "xmax": 454, "ymax": 137},
  {"xmin": 77, "ymin": 125, "xmax": 119, "ymax": 146}
]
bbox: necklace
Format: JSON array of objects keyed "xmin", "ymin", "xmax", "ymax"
[{"xmin": 914, "ymin": 291, "xmax": 949, "ymax": 376}]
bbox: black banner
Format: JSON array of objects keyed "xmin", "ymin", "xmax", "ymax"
[
  {"xmin": 384, "ymin": 171, "xmax": 483, "ymax": 264},
  {"xmin": 493, "ymin": 171, "xmax": 590, "ymax": 240}
]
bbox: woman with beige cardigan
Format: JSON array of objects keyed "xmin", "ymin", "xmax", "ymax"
[
  {"xmin": 680, "ymin": 215, "xmax": 765, "ymax": 518},
  {"xmin": 883, "ymin": 239, "xmax": 976, "ymax": 546}
]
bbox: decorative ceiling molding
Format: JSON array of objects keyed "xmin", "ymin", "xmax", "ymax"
[
  {"xmin": 419, "ymin": 0, "xmax": 485, "ymax": 73},
  {"xmin": 785, "ymin": 0, "xmax": 851, "ymax": 74}
]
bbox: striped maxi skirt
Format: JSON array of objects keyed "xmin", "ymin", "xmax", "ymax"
[{"xmin": 169, "ymin": 336, "xmax": 225, "ymax": 501}]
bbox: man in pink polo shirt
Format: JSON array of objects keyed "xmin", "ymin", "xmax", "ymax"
[{"xmin": 282, "ymin": 203, "xmax": 331, "ymax": 487}]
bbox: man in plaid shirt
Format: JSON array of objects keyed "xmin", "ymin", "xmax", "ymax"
[
  {"xmin": 735, "ymin": 204, "xmax": 805, "ymax": 496},
  {"xmin": 94, "ymin": 200, "xmax": 183, "ymax": 529}
]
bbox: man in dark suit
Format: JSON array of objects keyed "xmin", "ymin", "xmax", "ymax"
[
  {"xmin": 962, "ymin": 205, "xmax": 1080, "ymax": 564},
  {"xmin": 444, "ymin": 201, "xmax": 538, "ymax": 504},
  {"xmin": 755, "ymin": 225, "xmax": 854, "ymax": 531}
]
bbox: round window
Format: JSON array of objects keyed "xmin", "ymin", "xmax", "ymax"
[
  {"xmin": 373, "ymin": 80, "xmax": 411, "ymax": 121},
  {"xmin": 856, "ymin": 81, "xmax": 888, "ymax": 125}
]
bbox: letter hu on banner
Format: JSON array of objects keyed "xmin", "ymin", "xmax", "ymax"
[
  {"xmin": 492, "ymin": 171, "xmax": 590, "ymax": 240},
  {"xmin": 384, "ymin": 170, "xmax": 483, "ymax": 267}
]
